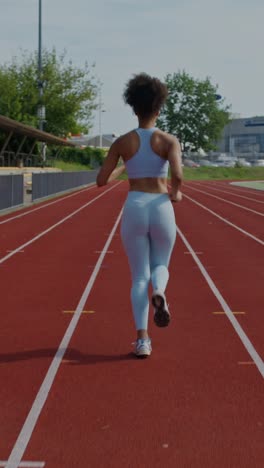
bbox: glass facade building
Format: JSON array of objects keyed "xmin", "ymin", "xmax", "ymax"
[{"xmin": 217, "ymin": 117, "xmax": 264, "ymax": 155}]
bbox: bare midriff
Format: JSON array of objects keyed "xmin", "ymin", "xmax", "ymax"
[{"xmin": 128, "ymin": 177, "xmax": 168, "ymax": 194}]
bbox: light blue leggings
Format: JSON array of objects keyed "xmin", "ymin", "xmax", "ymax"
[{"xmin": 121, "ymin": 191, "xmax": 177, "ymax": 330}]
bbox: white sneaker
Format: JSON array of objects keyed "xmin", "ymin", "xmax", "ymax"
[
  {"xmin": 134, "ymin": 338, "xmax": 152, "ymax": 358},
  {"xmin": 152, "ymin": 290, "xmax": 170, "ymax": 327}
]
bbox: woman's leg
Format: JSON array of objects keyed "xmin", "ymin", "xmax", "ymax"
[
  {"xmin": 120, "ymin": 196, "xmax": 151, "ymax": 336},
  {"xmin": 149, "ymin": 197, "xmax": 176, "ymax": 294}
]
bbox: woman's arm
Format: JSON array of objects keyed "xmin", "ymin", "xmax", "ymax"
[
  {"xmin": 96, "ymin": 139, "xmax": 126, "ymax": 187},
  {"xmin": 168, "ymin": 136, "xmax": 183, "ymax": 202}
]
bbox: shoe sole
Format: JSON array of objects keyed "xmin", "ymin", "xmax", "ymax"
[
  {"xmin": 152, "ymin": 294, "xmax": 170, "ymax": 327},
  {"xmin": 135, "ymin": 352, "xmax": 150, "ymax": 359}
]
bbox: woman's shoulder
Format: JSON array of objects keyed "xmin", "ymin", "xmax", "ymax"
[
  {"xmin": 114, "ymin": 130, "xmax": 139, "ymax": 157},
  {"xmin": 155, "ymin": 128, "xmax": 178, "ymax": 141},
  {"xmin": 153, "ymin": 129, "xmax": 180, "ymax": 149},
  {"xmin": 118, "ymin": 129, "xmax": 136, "ymax": 141}
]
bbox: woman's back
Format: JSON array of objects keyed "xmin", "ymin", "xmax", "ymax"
[
  {"xmin": 118, "ymin": 127, "xmax": 174, "ymax": 194},
  {"xmin": 118, "ymin": 127, "xmax": 172, "ymax": 162}
]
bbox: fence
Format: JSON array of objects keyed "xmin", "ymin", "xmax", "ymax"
[
  {"xmin": 0, "ymin": 174, "xmax": 24, "ymax": 211},
  {"xmin": 32, "ymin": 170, "xmax": 98, "ymax": 201}
]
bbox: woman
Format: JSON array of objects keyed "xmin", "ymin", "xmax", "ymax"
[{"xmin": 97, "ymin": 73, "xmax": 183, "ymax": 358}]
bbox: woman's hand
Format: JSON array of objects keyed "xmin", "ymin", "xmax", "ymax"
[
  {"xmin": 170, "ymin": 191, "xmax": 182, "ymax": 203},
  {"xmin": 108, "ymin": 164, "xmax": 126, "ymax": 182},
  {"xmin": 96, "ymin": 140, "xmax": 122, "ymax": 187}
]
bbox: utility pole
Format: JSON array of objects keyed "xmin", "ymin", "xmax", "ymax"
[{"xmin": 37, "ymin": 0, "xmax": 46, "ymax": 163}]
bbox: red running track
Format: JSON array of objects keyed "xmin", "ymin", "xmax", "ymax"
[{"xmin": 0, "ymin": 180, "xmax": 263, "ymax": 468}]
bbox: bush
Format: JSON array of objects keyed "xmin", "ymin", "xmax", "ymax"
[{"xmin": 49, "ymin": 146, "xmax": 105, "ymax": 168}]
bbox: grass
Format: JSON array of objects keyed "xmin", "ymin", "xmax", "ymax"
[
  {"xmin": 49, "ymin": 160, "xmax": 264, "ymax": 181},
  {"xmin": 48, "ymin": 160, "xmax": 91, "ymax": 172}
]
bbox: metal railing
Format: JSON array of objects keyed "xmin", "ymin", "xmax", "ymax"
[
  {"xmin": 0, "ymin": 174, "xmax": 24, "ymax": 211},
  {"xmin": 32, "ymin": 170, "xmax": 98, "ymax": 201}
]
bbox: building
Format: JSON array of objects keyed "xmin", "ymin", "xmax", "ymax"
[
  {"xmin": 217, "ymin": 116, "xmax": 264, "ymax": 158},
  {"xmin": 69, "ymin": 134, "xmax": 118, "ymax": 148}
]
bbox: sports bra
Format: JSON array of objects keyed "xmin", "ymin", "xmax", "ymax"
[{"xmin": 124, "ymin": 128, "xmax": 169, "ymax": 179}]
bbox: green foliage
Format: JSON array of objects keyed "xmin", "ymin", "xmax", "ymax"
[
  {"xmin": 48, "ymin": 160, "xmax": 91, "ymax": 172},
  {"xmin": 157, "ymin": 71, "xmax": 230, "ymax": 152},
  {"xmin": 0, "ymin": 48, "xmax": 98, "ymax": 136},
  {"xmin": 49, "ymin": 146, "xmax": 105, "ymax": 168}
]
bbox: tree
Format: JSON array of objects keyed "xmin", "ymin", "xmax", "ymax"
[
  {"xmin": 157, "ymin": 71, "xmax": 230, "ymax": 152},
  {"xmin": 0, "ymin": 48, "xmax": 98, "ymax": 136}
]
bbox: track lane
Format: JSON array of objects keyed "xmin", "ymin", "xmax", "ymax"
[
  {"xmin": 183, "ymin": 186, "xmax": 264, "ymax": 242},
  {"xmin": 1, "ymin": 182, "xmax": 263, "ymax": 467},
  {"xmin": 186, "ymin": 181, "xmax": 264, "ymax": 209},
  {"xmin": 0, "ymin": 182, "xmax": 119, "ymax": 260},
  {"xmin": 14, "ymin": 187, "xmax": 264, "ymax": 468},
  {"xmin": 197, "ymin": 180, "xmax": 264, "ymax": 198},
  {"xmin": 0, "ymin": 182, "xmax": 126, "ymax": 461},
  {"xmin": 174, "ymin": 195, "xmax": 264, "ymax": 357},
  {"xmin": 0, "ymin": 183, "xmax": 96, "ymax": 225}
]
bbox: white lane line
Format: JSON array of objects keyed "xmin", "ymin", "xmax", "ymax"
[
  {"xmin": 0, "ymin": 462, "xmax": 45, "ymax": 467},
  {"xmin": 177, "ymin": 225, "xmax": 264, "ymax": 378},
  {"xmin": 0, "ymin": 182, "xmax": 121, "ymax": 265},
  {"xmin": 5, "ymin": 206, "xmax": 124, "ymax": 468},
  {"xmin": 184, "ymin": 251, "xmax": 203, "ymax": 255},
  {"xmin": 206, "ymin": 181, "xmax": 264, "ymax": 197},
  {"xmin": 0, "ymin": 184, "xmax": 96, "ymax": 225},
  {"xmin": 183, "ymin": 193, "xmax": 264, "ymax": 246},
  {"xmin": 95, "ymin": 250, "xmax": 114, "ymax": 253},
  {"xmin": 6, "ymin": 250, "xmax": 24, "ymax": 253},
  {"xmin": 187, "ymin": 181, "xmax": 264, "ymax": 204},
  {"xmin": 185, "ymin": 185, "xmax": 264, "ymax": 216}
]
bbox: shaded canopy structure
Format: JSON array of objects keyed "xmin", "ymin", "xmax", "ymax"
[{"xmin": 0, "ymin": 114, "xmax": 76, "ymax": 166}]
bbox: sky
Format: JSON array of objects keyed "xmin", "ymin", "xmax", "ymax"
[{"xmin": 1, "ymin": 0, "xmax": 264, "ymax": 136}]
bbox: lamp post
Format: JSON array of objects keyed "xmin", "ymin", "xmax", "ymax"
[
  {"xmin": 37, "ymin": 0, "xmax": 46, "ymax": 163},
  {"xmin": 99, "ymin": 109, "xmax": 106, "ymax": 148},
  {"xmin": 229, "ymin": 119, "xmax": 234, "ymax": 158}
]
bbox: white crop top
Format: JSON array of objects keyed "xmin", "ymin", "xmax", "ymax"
[{"xmin": 124, "ymin": 128, "xmax": 169, "ymax": 179}]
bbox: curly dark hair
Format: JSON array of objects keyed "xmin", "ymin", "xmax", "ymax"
[{"xmin": 123, "ymin": 73, "xmax": 168, "ymax": 117}]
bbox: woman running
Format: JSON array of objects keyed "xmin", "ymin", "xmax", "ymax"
[{"xmin": 96, "ymin": 73, "xmax": 183, "ymax": 358}]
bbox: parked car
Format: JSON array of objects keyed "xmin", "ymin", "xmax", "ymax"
[
  {"xmin": 217, "ymin": 160, "xmax": 236, "ymax": 167},
  {"xmin": 251, "ymin": 160, "xmax": 264, "ymax": 167},
  {"xmin": 199, "ymin": 160, "xmax": 218, "ymax": 167},
  {"xmin": 236, "ymin": 160, "xmax": 251, "ymax": 167},
  {"xmin": 183, "ymin": 159, "xmax": 200, "ymax": 168}
]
